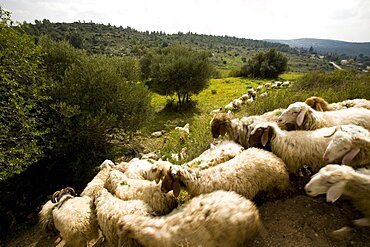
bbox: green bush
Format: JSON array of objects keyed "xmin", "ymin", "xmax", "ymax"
[
  {"xmin": 0, "ymin": 10, "xmax": 51, "ymax": 181},
  {"xmin": 49, "ymin": 54, "xmax": 153, "ymax": 184}
]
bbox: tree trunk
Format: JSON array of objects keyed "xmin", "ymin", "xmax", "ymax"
[
  {"xmin": 182, "ymin": 93, "xmax": 186, "ymax": 105},
  {"xmin": 177, "ymin": 92, "xmax": 181, "ymax": 105}
]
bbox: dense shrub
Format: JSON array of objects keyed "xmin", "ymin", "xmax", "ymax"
[{"xmin": 240, "ymin": 49, "xmax": 288, "ymax": 78}]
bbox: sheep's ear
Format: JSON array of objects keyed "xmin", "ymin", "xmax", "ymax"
[
  {"xmin": 326, "ymin": 181, "xmax": 346, "ymax": 202},
  {"xmin": 296, "ymin": 108, "xmax": 307, "ymax": 126},
  {"xmin": 173, "ymin": 179, "xmax": 181, "ymax": 197},
  {"xmin": 261, "ymin": 126, "xmax": 271, "ymax": 147},
  {"xmin": 219, "ymin": 124, "xmax": 226, "ymax": 136},
  {"xmin": 316, "ymin": 103, "xmax": 324, "ymax": 112},
  {"xmin": 341, "ymin": 148, "xmax": 360, "ymax": 165}
]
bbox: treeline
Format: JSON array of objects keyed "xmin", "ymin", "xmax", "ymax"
[{"xmin": 24, "ymin": 19, "xmax": 292, "ymax": 56}]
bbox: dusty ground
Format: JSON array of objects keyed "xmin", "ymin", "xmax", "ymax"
[{"xmin": 3, "ymin": 191, "xmax": 369, "ymax": 247}]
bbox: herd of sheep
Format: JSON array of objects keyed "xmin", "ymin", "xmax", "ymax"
[{"xmin": 39, "ymin": 94, "xmax": 370, "ymax": 247}]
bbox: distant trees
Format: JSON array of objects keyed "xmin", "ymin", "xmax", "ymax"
[
  {"xmin": 143, "ymin": 44, "xmax": 214, "ymax": 106},
  {"xmin": 240, "ymin": 49, "xmax": 288, "ymax": 78}
]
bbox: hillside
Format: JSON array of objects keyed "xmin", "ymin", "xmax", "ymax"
[
  {"xmin": 23, "ymin": 20, "xmax": 333, "ymax": 73},
  {"xmin": 265, "ymin": 38, "xmax": 370, "ymax": 57}
]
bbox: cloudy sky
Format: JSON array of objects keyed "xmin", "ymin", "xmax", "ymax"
[{"xmin": 3, "ymin": 0, "xmax": 370, "ymax": 42}]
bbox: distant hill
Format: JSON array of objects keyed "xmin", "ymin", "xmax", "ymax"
[{"xmin": 265, "ymin": 38, "xmax": 370, "ymax": 57}]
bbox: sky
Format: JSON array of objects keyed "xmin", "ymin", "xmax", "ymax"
[{"xmin": 2, "ymin": 0, "xmax": 370, "ymax": 42}]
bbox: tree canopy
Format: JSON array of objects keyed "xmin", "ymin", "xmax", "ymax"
[{"xmin": 144, "ymin": 44, "xmax": 214, "ymax": 106}]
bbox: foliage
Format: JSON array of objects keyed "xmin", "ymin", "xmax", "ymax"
[
  {"xmin": 240, "ymin": 49, "xmax": 288, "ymax": 78},
  {"xmin": 49, "ymin": 53, "xmax": 153, "ymax": 184},
  {"xmin": 146, "ymin": 44, "xmax": 214, "ymax": 106},
  {"xmin": 0, "ymin": 9, "xmax": 51, "ymax": 181}
]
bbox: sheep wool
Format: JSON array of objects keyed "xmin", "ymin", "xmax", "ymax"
[
  {"xmin": 94, "ymin": 187, "xmax": 154, "ymax": 247},
  {"xmin": 249, "ymin": 122, "xmax": 337, "ymax": 173},
  {"xmin": 277, "ymin": 101, "xmax": 370, "ymax": 131},
  {"xmin": 117, "ymin": 190, "xmax": 261, "ymax": 247},
  {"xmin": 161, "ymin": 147, "xmax": 289, "ymax": 199},
  {"xmin": 105, "ymin": 169, "xmax": 178, "ymax": 215}
]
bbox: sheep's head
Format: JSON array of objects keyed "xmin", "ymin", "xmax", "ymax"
[
  {"xmin": 323, "ymin": 125, "xmax": 364, "ymax": 165},
  {"xmin": 160, "ymin": 166, "xmax": 183, "ymax": 197},
  {"xmin": 277, "ymin": 102, "xmax": 309, "ymax": 130},
  {"xmin": 248, "ymin": 122, "xmax": 275, "ymax": 150},
  {"xmin": 210, "ymin": 113, "xmax": 230, "ymax": 138},
  {"xmin": 304, "ymin": 96, "xmax": 329, "ymax": 112},
  {"xmin": 144, "ymin": 160, "xmax": 172, "ymax": 183},
  {"xmin": 51, "ymin": 187, "xmax": 75, "ymax": 203},
  {"xmin": 99, "ymin": 159, "xmax": 115, "ymax": 170},
  {"xmin": 304, "ymin": 164, "xmax": 354, "ymax": 202}
]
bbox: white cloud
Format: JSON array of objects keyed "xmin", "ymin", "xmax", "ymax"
[{"xmin": 2, "ymin": 0, "xmax": 370, "ymax": 41}]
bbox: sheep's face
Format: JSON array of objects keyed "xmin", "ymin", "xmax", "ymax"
[
  {"xmin": 210, "ymin": 114, "xmax": 228, "ymax": 138},
  {"xmin": 277, "ymin": 102, "xmax": 307, "ymax": 129},
  {"xmin": 323, "ymin": 131, "xmax": 353, "ymax": 164},
  {"xmin": 249, "ymin": 123, "xmax": 274, "ymax": 150},
  {"xmin": 305, "ymin": 165, "xmax": 352, "ymax": 201}
]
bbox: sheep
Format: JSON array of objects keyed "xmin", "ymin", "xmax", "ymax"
[
  {"xmin": 117, "ymin": 190, "xmax": 262, "ymax": 247},
  {"xmin": 248, "ymin": 122, "xmax": 337, "ymax": 173},
  {"xmin": 210, "ymin": 107, "xmax": 223, "ymax": 114},
  {"xmin": 210, "ymin": 108, "xmax": 284, "ymax": 148},
  {"xmin": 105, "ymin": 169, "xmax": 178, "ymax": 215},
  {"xmin": 305, "ymin": 96, "xmax": 370, "ymax": 112},
  {"xmin": 277, "ymin": 101, "xmax": 370, "ymax": 131},
  {"xmin": 186, "ymin": 140, "xmax": 244, "ymax": 169},
  {"xmin": 322, "ymin": 125, "xmax": 370, "ymax": 167},
  {"xmin": 80, "ymin": 159, "xmax": 115, "ymax": 198},
  {"xmin": 282, "ymin": 81, "xmax": 290, "ymax": 88},
  {"xmin": 260, "ymin": 92, "xmax": 268, "ymax": 97},
  {"xmin": 256, "ymin": 85, "xmax": 263, "ymax": 91},
  {"xmin": 275, "ymin": 81, "xmax": 283, "ymax": 87},
  {"xmin": 39, "ymin": 187, "xmax": 100, "ymax": 247},
  {"xmin": 246, "ymin": 97, "xmax": 254, "ymax": 104},
  {"xmin": 271, "ymin": 83, "xmax": 278, "ymax": 90},
  {"xmin": 305, "ymin": 164, "xmax": 370, "ymax": 232},
  {"xmin": 175, "ymin": 123, "xmax": 190, "ymax": 134},
  {"xmin": 94, "ymin": 187, "xmax": 154, "ymax": 247},
  {"xmin": 160, "ymin": 147, "xmax": 289, "ymax": 199},
  {"xmin": 232, "ymin": 98, "xmax": 243, "ymax": 108},
  {"xmin": 247, "ymin": 88, "xmax": 257, "ymax": 99},
  {"xmin": 240, "ymin": 93, "xmax": 251, "ymax": 101},
  {"xmin": 264, "ymin": 82, "xmax": 272, "ymax": 88},
  {"xmin": 224, "ymin": 102, "xmax": 235, "ymax": 111},
  {"xmin": 118, "ymin": 158, "xmax": 159, "ymax": 180}
]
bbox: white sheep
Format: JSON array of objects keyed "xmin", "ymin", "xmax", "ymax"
[
  {"xmin": 246, "ymin": 97, "xmax": 254, "ymax": 104},
  {"xmin": 248, "ymin": 122, "xmax": 337, "ymax": 173},
  {"xmin": 160, "ymin": 147, "xmax": 289, "ymax": 199},
  {"xmin": 264, "ymin": 82, "xmax": 272, "ymax": 88},
  {"xmin": 275, "ymin": 81, "xmax": 283, "ymax": 87},
  {"xmin": 39, "ymin": 187, "xmax": 100, "ymax": 247},
  {"xmin": 305, "ymin": 164, "xmax": 370, "ymax": 230},
  {"xmin": 305, "ymin": 96, "xmax": 370, "ymax": 112},
  {"xmin": 277, "ymin": 101, "xmax": 370, "ymax": 131},
  {"xmin": 185, "ymin": 140, "xmax": 244, "ymax": 169},
  {"xmin": 323, "ymin": 125, "xmax": 370, "ymax": 167},
  {"xmin": 260, "ymin": 92, "xmax": 268, "ymax": 97},
  {"xmin": 105, "ymin": 169, "xmax": 178, "ymax": 215},
  {"xmin": 240, "ymin": 93, "xmax": 251, "ymax": 101},
  {"xmin": 256, "ymin": 85, "xmax": 263, "ymax": 91},
  {"xmin": 210, "ymin": 107, "xmax": 223, "ymax": 115},
  {"xmin": 232, "ymin": 98, "xmax": 243, "ymax": 108},
  {"xmin": 175, "ymin": 123, "xmax": 190, "ymax": 134},
  {"xmin": 117, "ymin": 158, "xmax": 159, "ymax": 180},
  {"xmin": 80, "ymin": 159, "xmax": 115, "ymax": 198},
  {"xmin": 94, "ymin": 187, "xmax": 154, "ymax": 247},
  {"xmin": 282, "ymin": 81, "xmax": 290, "ymax": 88},
  {"xmin": 247, "ymin": 88, "xmax": 257, "ymax": 99},
  {"xmin": 224, "ymin": 102, "xmax": 235, "ymax": 111},
  {"xmin": 271, "ymin": 83, "xmax": 278, "ymax": 90},
  {"xmin": 117, "ymin": 190, "xmax": 261, "ymax": 247}
]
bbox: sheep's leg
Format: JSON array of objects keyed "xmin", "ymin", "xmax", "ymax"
[{"xmin": 353, "ymin": 217, "xmax": 370, "ymax": 227}]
